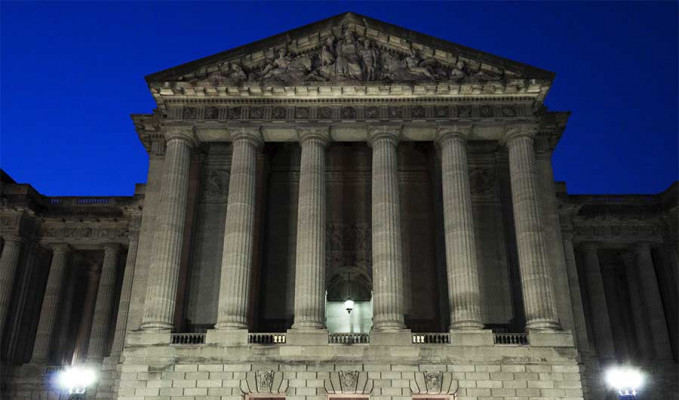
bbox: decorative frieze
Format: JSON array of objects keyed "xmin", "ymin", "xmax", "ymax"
[{"xmin": 167, "ymin": 102, "xmax": 528, "ymax": 122}]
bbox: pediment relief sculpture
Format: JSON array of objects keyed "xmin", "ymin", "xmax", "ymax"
[{"xmin": 173, "ymin": 29, "xmax": 511, "ymax": 87}]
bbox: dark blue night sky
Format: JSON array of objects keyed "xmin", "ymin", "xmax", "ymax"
[{"xmin": 2, "ymin": 2, "xmax": 677, "ymax": 196}]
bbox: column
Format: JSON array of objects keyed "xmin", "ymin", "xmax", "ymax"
[
  {"xmin": 87, "ymin": 243, "xmax": 120, "ymax": 362},
  {"xmin": 369, "ymin": 127, "xmax": 406, "ymax": 331},
  {"xmin": 581, "ymin": 242, "xmax": 616, "ymax": 362},
  {"xmin": 141, "ymin": 127, "xmax": 194, "ymax": 330},
  {"xmin": 31, "ymin": 243, "xmax": 70, "ymax": 363},
  {"xmin": 621, "ymin": 251, "xmax": 654, "ymax": 360},
  {"xmin": 291, "ymin": 128, "xmax": 328, "ymax": 330},
  {"xmin": 110, "ymin": 232, "xmax": 140, "ymax": 359},
  {"xmin": 0, "ymin": 236, "xmax": 22, "ymax": 341},
  {"xmin": 436, "ymin": 126, "xmax": 483, "ymax": 330},
  {"xmin": 73, "ymin": 265, "xmax": 99, "ymax": 363},
  {"xmin": 215, "ymin": 128, "xmax": 262, "ymax": 330},
  {"xmin": 633, "ymin": 242, "xmax": 672, "ymax": 360},
  {"xmin": 505, "ymin": 125, "xmax": 560, "ymax": 330},
  {"xmin": 562, "ymin": 233, "xmax": 592, "ymax": 354}
]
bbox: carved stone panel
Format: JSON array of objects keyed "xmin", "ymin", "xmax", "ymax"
[
  {"xmin": 202, "ymin": 169, "xmax": 230, "ymax": 203},
  {"xmin": 241, "ymin": 370, "xmax": 287, "ymax": 394},
  {"xmin": 410, "ymin": 371, "xmax": 458, "ymax": 395},
  {"xmin": 325, "ymin": 371, "xmax": 373, "ymax": 394}
]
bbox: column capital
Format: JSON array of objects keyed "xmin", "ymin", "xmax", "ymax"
[
  {"xmin": 367, "ymin": 126, "xmax": 401, "ymax": 147},
  {"xmin": 620, "ymin": 250, "xmax": 636, "ymax": 265},
  {"xmin": 632, "ymin": 241, "xmax": 654, "ymax": 253},
  {"xmin": 2, "ymin": 235, "xmax": 23, "ymax": 244},
  {"xmin": 228, "ymin": 126, "xmax": 263, "ymax": 147},
  {"xmin": 103, "ymin": 242, "xmax": 121, "ymax": 254},
  {"xmin": 162, "ymin": 124, "xmax": 197, "ymax": 145},
  {"xmin": 504, "ymin": 122, "xmax": 540, "ymax": 144},
  {"xmin": 297, "ymin": 126, "xmax": 330, "ymax": 146},
  {"xmin": 50, "ymin": 243, "xmax": 71, "ymax": 254},
  {"xmin": 580, "ymin": 241, "xmax": 600, "ymax": 252},
  {"xmin": 435, "ymin": 123, "xmax": 473, "ymax": 144}
]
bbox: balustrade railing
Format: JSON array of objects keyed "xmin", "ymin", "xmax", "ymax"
[
  {"xmin": 493, "ymin": 332, "xmax": 528, "ymax": 345},
  {"xmin": 248, "ymin": 333, "xmax": 286, "ymax": 344},
  {"xmin": 411, "ymin": 333, "xmax": 450, "ymax": 344},
  {"xmin": 171, "ymin": 333, "xmax": 205, "ymax": 345},
  {"xmin": 328, "ymin": 333, "xmax": 369, "ymax": 344}
]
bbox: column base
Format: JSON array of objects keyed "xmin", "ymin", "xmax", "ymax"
[
  {"xmin": 449, "ymin": 329, "xmax": 494, "ymax": 346},
  {"xmin": 286, "ymin": 328, "xmax": 328, "ymax": 345},
  {"xmin": 528, "ymin": 329, "xmax": 575, "ymax": 347},
  {"xmin": 370, "ymin": 329, "xmax": 412, "ymax": 345},
  {"xmin": 205, "ymin": 328, "xmax": 248, "ymax": 345}
]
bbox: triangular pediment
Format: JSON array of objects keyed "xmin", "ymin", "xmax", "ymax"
[{"xmin": 147, "ymin": 12, "xmax": 554, "ymax": 99}]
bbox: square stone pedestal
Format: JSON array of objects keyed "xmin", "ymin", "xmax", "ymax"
[
  {"xmin": 125, "ymin": 330, "xmax": 172, "ymax": 346},
  {"xmin": 528, "ymin": 330, "xmax": 575, "ymax": 347},
  {"xmin": 205, "ymin": 328, "xmax": 249, "ymax": 345},
  {"xmin": 286, "ymin": 329, "xmax": 328, "ymax": 345},
  {"xmin": 449, "ymin": 329, "xmax": 494, "ymax": 346},
  {"xmin": 370, "ymin": 330, "xmax": 412, "ymax": 345}
]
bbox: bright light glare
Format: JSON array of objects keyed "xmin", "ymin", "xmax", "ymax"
[
  {"xmin": 344, "ymin": 299, "xmax": 355, "ymax": 313},
  {"xmin": 57, "ymin": 366, "xmax": 97, "ymax": 393},
  {"xmin": 605, "ymin": 367, "xmax": 643, "ymax": 394}
]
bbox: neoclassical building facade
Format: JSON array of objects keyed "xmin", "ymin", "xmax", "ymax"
[{"xmin": 1, "ymin": 12, "xmax": 677, "ymax": 400}]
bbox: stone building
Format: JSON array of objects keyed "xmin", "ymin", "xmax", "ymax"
[{"xmin": 1, "ymin": 12, "xmax": 677, "ymax": 400}]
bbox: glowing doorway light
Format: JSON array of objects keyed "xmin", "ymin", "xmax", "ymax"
[
  {"xmin": 56, "ymin": 366, "xmax": 97, "ymax": 396},
  {"xmin": 605, "ymin": 366, "xmax": 643, "ymax": 398},
  {"xmin": 344, "ymin": 299, "xmax": 355, "ymax": 314}
]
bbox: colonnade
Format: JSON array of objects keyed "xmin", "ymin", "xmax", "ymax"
[
  {"xmin": 581, "ymin": 241, "xmax": 673, "ymax": 362},
  {"xmin": 138, "ymin": 123, "xmax": 562, "ymax": 335},
  {"xmin": 0, "ymin": 237, "xmax": 138, "ymax": 364}
]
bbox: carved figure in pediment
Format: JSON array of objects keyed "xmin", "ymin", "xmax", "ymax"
[
  {"xmin": 474, "ymin": 66, "xmax": 503, "ymax": 82},
  {"xmin": 262, "ymin": 49, "xmax": 293, "ymax": 80},
  {"xmin": 321, "ymin": 37, "xmax": 336, "ymax": 66},
  {"xmin": 449, "ymin": 60, "xmax": 468, "ymax": 81},
  {"xmin": 404, "ymin": 49, "xmax": 435, "ymax": 80},
  {"xmin": 195, "ymin": 61, "xmax": 248, "ymax": 85},
  {"xmin": 335, "ymin": 30, "xmax": 363, "ymax": 80},
  {"xmin": 359, "ymin": 40, "xmax": 379, "ymax": 81}
]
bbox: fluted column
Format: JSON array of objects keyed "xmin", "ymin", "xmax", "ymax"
[
  {"xmin": 581, "ymin": 242, "xmax": 616, "ymax": 361},
  {"xmin": 110, "ymin": 232, "xmax": 139, "ymax": 359},
  {"xmin": 621, "ymin": 251, "xmax": 654, "ymax": 360},
  {"xmin": 505, "ymin": 125, "xmax": 560, "ymax": 330},
  {"xmin": 369, "ymin": 127, "xmax": 406, "ymax": 331},
  {"xmin": 87, "ymin": 243, "xmax": 120, "ymax": 362},
  {"xmin": 216, "ymin": 128, "xmax": 262, "ymax": 330},
  {"xmin": 436, "ymin": 126, "xmax": 483, "ymax": 330},
  {"xmin": 0, "ymin": 236, "xmax": 22, "ymax": 341},
  {"xmin": 141, "ymin": 127, "xmax": 194, "ymax": 330},
  {"xmin": 73, "ymin": 265, "xmax": 99, "ymax": 363},
  {"xmin": 562, "ymin": 233, "xmax": 591, "ymax": 354},
  {"xmin": 31, "ymin": 243, "xmax": 70, "ymax": 363},
  {"xmin": 291, "ymin": 128, "xmax": 329, "ymax": 330},
  {"xmin": 633, "ymin": 242, "xmax": 672, "ymax": 360}
]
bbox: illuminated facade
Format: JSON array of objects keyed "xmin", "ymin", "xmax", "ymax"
[{"xmin": 1, "ymin": 13, "xmax": 677, "ymax": 400}]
